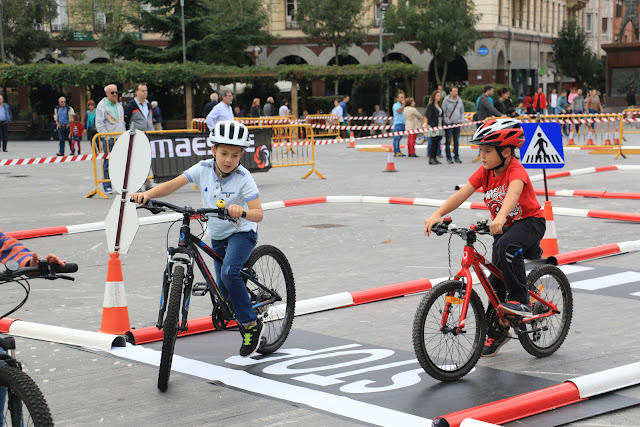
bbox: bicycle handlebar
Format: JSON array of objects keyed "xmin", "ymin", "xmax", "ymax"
[
  {"xmin": 432, "ymin": 218, "xmax": 509, "ymax": 238},
  {"xmin": 137, "ymin": 199, "xmax": 246, "ymax": 220},
  {"xmin": 0, "ymin": 260, "xmax": 78, "ymax": 282}
]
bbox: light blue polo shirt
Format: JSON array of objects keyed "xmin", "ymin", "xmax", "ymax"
[
  {"xmin": 392, "ymin": 102, "xmax": 405, "ymax": 125},
  {"xmin": 184, "ymin": 159, "xmax": 259, "ymax": 240}
]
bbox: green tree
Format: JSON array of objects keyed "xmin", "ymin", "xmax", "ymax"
[
  {"xmin": 295, "ymin": 0, "xmax": 369, "ymax": 93},
  {"xmin": 552, "ymin": 19, "xmax": 591, "ymax": 85},
  {"xmin": 0, "ymin": 0, "xmax": 57, "ymax": 64},
  {"xmin": 383, "ymin": 0, "xmax": 480, "ymax": 86},
  {"xmin": 68, "ymin": 0, "xmax": 139, "ymax": 62},
  {"xmin": 101, "ymin": 0, "xmax": 271, "ymax": 64}
]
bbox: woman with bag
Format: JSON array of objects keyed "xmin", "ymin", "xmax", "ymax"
[
  {"xmin": 404, "ymin": 97, "xmax": 424, "ymax": 157},
  {"xmin": 426, "ymin": 90, "xmax": 444, "ymax": 165}
]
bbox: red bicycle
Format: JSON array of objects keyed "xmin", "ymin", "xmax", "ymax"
[{"xmin": 413, "ymin": 217, "xmax": 573, "ymax": 381}]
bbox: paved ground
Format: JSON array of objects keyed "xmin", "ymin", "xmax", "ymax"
[{"xmin": 1, "ymin": 134, "xmax": 640, "ymax": 426}]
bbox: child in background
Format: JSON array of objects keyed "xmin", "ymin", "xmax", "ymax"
[
  {"xmin": 69, "ymin": 113, "xmax": 84, "ymax": 155},
  {"xmin": 515, "ymin": 102, "xmax": 524, "ymax": 116}
]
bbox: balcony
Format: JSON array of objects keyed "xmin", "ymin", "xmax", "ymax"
[{"xmin": 566, "ymin": 0, "xmax": 588, "ymax": 11}]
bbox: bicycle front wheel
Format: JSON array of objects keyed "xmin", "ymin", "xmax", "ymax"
[
  {"xmin": 244, "ymin": 245, "xmax": 296, "ymax": 354},
  {"xmin": 158, "ymin": 265, "xmax": 185, "ymax": 392},
  {"xmin": 518, "ymin": 265, "xmax": 573, "ymax": 357},
  {"xmin": 412, "ymin": 280, "xmax": 486, "ymax": 382},
  {"xmin": 0, "ymin": 366, "xmax": 53, "ymax": 426}
]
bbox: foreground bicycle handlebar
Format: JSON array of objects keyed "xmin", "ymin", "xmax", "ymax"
[
  {"xmin": 137, "ymin": 199, "xmax": 246, "ymax": 221},
  {"xmin": 0, "ymin": 260, "xmax": 78, "ymax": 282}
]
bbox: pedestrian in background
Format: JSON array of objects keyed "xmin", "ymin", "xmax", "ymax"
[
  {"xmin": 151, "ymin": 101, "xmax": 163, "ymax": 130},
  {"xmin": 372, "ymin": 105, "xmax": 387, "ymax": 135},
  {"xmin": 250, "ymin": 98, "xmax": 262, "ymax": 118},
  {"xmin": 84, "ymin": 100, "xmax": 97, "ymax": 147},
  {"xmin": 263, "ymin": 97, "xmax": 276, "ymax": 116},
  {"xmin": 570, "ymin": 88, "xmax": 585, "ymax": 134},
  {"xmin": 0, "ymin": 96, "xmax": 12, "ymax": 152},
  {"xmin": 425, "ymin": 90, "xmax": 444, "ymax": 165},
  {"xmin": 279, "ymin": 99, "xmax": 290, "ymax": 117},
  {"xmin": 533, "ymin": 87, "xmax": 546, "ymax": 114},
  {"xmin": 585, "ymin": 88, "xmax": 603, "ymax": 130},
  {"xmin": 403, "ymin": 97, "xmax": 423, "ymax": 158},
  {"xmin": 330, "ymin": 98, "xmax": 343, "ymax": 124},
  {"xmin": 204, "ymin": 93, "xmax": 219, "ymax": 117},
  {"xmin": 125, "ymin": 83, "xmax": 153, "ymax": 131},
  {"xmin": 392, "ymin": 92, "xmax": 406, "ymax": 157},
  {"xmin": 557, "ymin": 90, "xmax": 570, "ymax": 135},
  {"xmin": 549, "ymin": 88, "xmax": 558, "ymax": 114},
  {"xmin": 442, "ymin": 86, "xmax": 465, "ymax": 163},
  {"xmin": 524, "ymin": 92, "xmax": 533, "ymax": 114},
  {"xmin": 206, "ymin": 89, "xmax": 234, "ymax": 131},
  {"xmin": 627, "ymin": 85, "xmax": 636, "ymax": 108},
  {"xmin": 339, "ymin": 95, "xmax": 350, "ymax": 138},
  {"xmin": 69, "ymin": 113, "xmax": 84, "ymax": 155},
  {"xmin": 54, "ymin": 96, "xmax": 74, "ymax": 156},
  {"xmin": 95, "ymin": 84, "xmax": 126, "ymax": 194}
]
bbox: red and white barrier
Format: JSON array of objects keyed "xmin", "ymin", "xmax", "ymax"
[
  {"xmin": 529, "ymin": 164, "xmax": 640, "ymax": 182},
  {"xmin": 0, "ymin": 153, "xmax": 106, "ymax": 166},
  {"xmin": 547, "ymin": 240, "xmax": 640, "ymax": 265},
  {"xmin": 434, "ymin": 362, "xmax": 640, "ymax": 427}
]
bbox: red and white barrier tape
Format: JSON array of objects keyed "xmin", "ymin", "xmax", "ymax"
[{"xmin": 0, "ymin": 153, "xmax": 107, "ymax": 166}]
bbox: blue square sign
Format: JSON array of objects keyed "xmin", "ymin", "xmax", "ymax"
[{"xmin": 520, "ymin": 122, "xmax": 564, "ymax": 169}]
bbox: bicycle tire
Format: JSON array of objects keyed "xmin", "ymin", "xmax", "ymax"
[
  {"xmin": 416, "ymin": 134, "xmax": 426, "ymax": 145},
  {"xmin": 517, "ymin": 265, "xmax": 573, "ymax": 357},
  {"xmin": 412, "ymin": 280, "xmax": 486, "ymax": 382},
  {"xmin": 0, "ymin": 366, "xmax": 53, "ymax": 426},
  {"xmin": 158, "ymin": 265, "xmax": 185, "ymax": 392},
  {"xmin": 244, "ymin": 245, "xmax": 295, "ymax": 354}
]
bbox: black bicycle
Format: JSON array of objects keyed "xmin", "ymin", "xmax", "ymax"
[
  {"xmin": 0, "ymin": 259, "xmax": 78, "ymax": 426},
  {"xmin": 138, "ymin": 199, "xmax": 296, "ymax": 392}
]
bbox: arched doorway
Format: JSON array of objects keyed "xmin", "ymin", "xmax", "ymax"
[
  {"xmin": 428, "ymin": 55, "xmax": 468, "ymax": 92},
  {"xmin": 277, "ymin": 55, "xmax": 308, "ymax": 65},
  {"xmin": 496, "ymin": 51, "xmax": 507, "ymax": 84},
  {"xmin": 326, "ymin": 55, "xmax": 360, "ymax": 96},
  {"xmin": 90, "ymin": 57, "xmax": 110, "ymax": 64}
]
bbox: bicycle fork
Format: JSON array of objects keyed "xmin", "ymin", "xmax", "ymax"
[{"xmin": 156, "ymin": 259, "xmax": 194, "ymax": 333}]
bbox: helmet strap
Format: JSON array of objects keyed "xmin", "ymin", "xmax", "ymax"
[{"xmin": 213, "ymin": 156, "xmax": 239, "ymax": 178}]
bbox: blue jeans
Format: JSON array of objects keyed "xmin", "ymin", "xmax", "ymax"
[
  {"xmin": 588, "ymin": 109, "xmax": 598, "ymax": 129},
  {"xmin": 101, "ymin": 137, "xmax": 115, "ymax": 191},
  {"xmin": 392, "ymin": 124, "xmax": 405, "ymax": 154},
  {"xmin": 444, "ymin": 126, "xmax": 461, "ymax": 160},
  {"xmin": 211, "ymin": 230, "xmax": 258, "ymax": 325},
  {"xmin": 58, "ymin": 126, "xmax": 70, "ymax": 154}
]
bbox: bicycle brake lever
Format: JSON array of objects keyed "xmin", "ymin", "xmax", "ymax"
[{"xmin": 56, "ymin": 275, "xmax": 75, "ymax": 281}]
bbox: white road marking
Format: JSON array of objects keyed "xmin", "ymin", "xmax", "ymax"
[{"xmin": 571, "ymin": 272, "xmax": 640, "ymax": 290}]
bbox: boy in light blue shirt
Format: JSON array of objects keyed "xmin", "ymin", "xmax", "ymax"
[{"xmin": 132, "ymin": 120, "xmax": 265, "ymax": 357}]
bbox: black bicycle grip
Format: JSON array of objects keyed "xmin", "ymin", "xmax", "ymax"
[{"xmin": 50, "ymin": 263, "xmax": 78, "ymax": 274}]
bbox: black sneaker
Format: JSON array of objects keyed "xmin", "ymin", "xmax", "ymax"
[
  {"xmin": 239, "ymin": 320, "xmax": 264, "ymax": 357},
  {"xmin": 498, "ymin": 301, "xmax": 533, "ymax": 317},
  {"xmin": 454, "ymin": 158, "xmax": 462, "ymax": 163},
  {"xmin": 482, "ymin": 333, "xmax": 511, "ymax": 357}
]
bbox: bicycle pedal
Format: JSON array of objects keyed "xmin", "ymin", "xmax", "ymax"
[{"xmin": 192, "ymin": 282, "xmax": 209, "ymax": 296}]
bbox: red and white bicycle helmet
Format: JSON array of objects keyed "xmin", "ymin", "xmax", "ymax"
[
  {"xmin": 470, "ymin": 118, "xmax": 524, "ymax": 149},
  {"xmin": 210, "ymin": 120, "xmax": 251, "ymax": 147}
]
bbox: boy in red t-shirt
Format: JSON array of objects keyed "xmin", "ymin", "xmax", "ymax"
[
  {"xmin": 424, "ymin": 119, "xmax": 546, "ymax": 357},
  {"xmin": 69, "ymin": 113, "xmax": 85, "ymax": 155}
]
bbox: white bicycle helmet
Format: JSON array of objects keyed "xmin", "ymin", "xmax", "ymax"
[{"xmin": 210, "ymin": 120, "xmax": 251, "ymax": 147}]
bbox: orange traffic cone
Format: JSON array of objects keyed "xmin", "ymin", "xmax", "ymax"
[
  {"xmin": 604, "ymin": 126, "xmax": 612, "ymax": 145},
  {"xmin": 567, "ymin": 127, "xmax": 575, "ymax": 145},
  {"xmin": 586, "ymin": 128, "xmax": 594, "ymax": 145},
  {"xmin": 383, "ymin": 150, "xmax": 398, "ymax": 172},
  {"xmin": 540, "ymin": 201, "xmax": 559, "ymax": 258},
  {"xmin": 98, "ymin": 252, "xmax": 131, "ymax": 334},
  {"xmin": 348, "ymin": 135, "xmax": 356, "ymax": 148},
  {"xmin": 614, "ymin": 126, "xmax": 620, "ymax": 145}
]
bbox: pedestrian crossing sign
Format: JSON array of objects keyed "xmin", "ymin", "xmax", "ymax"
[{"xmin": 520, "ymin": 122, "xmax": 564, "ymax": 169}]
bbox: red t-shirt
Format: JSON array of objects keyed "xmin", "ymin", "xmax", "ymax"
[
  {"xmin": 468, "ymin": 158, "xmax": 543, "ymax": 226},
  {"xmin": 70, "ymin": 122, "xmax": 84, "ymax": 138}
]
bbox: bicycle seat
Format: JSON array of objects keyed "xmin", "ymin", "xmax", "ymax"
[{"xmin": 0, "ymin": 336, "xmax": 16, "ymax": 351}]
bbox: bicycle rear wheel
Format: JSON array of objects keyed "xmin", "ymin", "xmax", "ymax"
[
  {"xmin": 244, "ymin": 245, "xmax": 295, "ymax": 354},
  {"xmin": 158, "ymin": 265, "xmax": 185, "ymax": 392},
  {"xmin": 0, "ymin": 366, "xmax": 53, "ymax": 426},
  {"xmin": 412, "ymin": 280, "xmax": 486, "ymax": 382},
  {"xmin": 518, "ymin": 265, "xmax": 573, "ymax": 357}
]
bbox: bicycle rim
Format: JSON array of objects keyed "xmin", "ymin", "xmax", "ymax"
[
  {"xmin": 244, "ymin": 245, "xmax": 296, "ymax": 354},
  {"xmin": 518, "ymin": 265, "xmax": 573, "ymax": 357},
  {"xmin": 0, "ymin": 367, "xmax": 53, "ymax": 426},
  {"xmin": 158, "ymin": 265, "xmax": 185, "ymax": 391},
  {"xmin": 412, "ymin": 281, "xmax": 486, "ymax": 381}
]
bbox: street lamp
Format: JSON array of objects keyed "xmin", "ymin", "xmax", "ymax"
[
  {"xmin": 180, "ymin": 0, "xmax": 186, "ymax": 63},
  {"xmin": 379, "ymin": 0, "xmax": 390, "ymax": 64},
  {"xmin": 52, "ymin": 49, "xmax": 62, "ymax": 63},
  {"xmin": 0, "ymin": 0, "xmax": 5, "ymax": 63}
]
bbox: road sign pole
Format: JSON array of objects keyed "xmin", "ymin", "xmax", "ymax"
[
  {"xmin": 543, "ymin": 168, "xmax": 549, "ymax": 201},
  {"xmin": 113, "ymin": 130, "xmax": 137, "ymax": 252}
]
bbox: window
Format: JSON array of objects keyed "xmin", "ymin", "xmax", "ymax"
[
  {"xmin": 585, "ymin": 13, "xmax": 592, "ymax": 33},
  {"xmin": 286, "ymin": 0, "xmax": 298, "ymax": 29},
  {"xmin": 374, "ymin": 3, "xmax": 382, "ymax": 27},
  {"xmin": 602, "ymin": 17, "xmax": 608, "ymax": 35},
  {"xmin": 616, "ymin": 0, "xmax": 623, "ymax": 18},
  {"xmin": 51, "ymin": 0, "xmax": 68, "ymax": 31}
]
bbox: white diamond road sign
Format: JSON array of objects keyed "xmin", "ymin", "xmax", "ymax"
[{"xmin": 520, "ymin": 122, "xmax": 564, "ymax": 169}]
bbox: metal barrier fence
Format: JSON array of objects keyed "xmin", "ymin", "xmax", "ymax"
[
  {"xmin": 253, "ymin": 123, "xmax": 324, "ymax": 179},
  {"xmin": 305, "ymin": 114, "xmax": 340, "ymax": 139},
  {"xmin": 623, "ymin": 108, "xmax": 640, "ymax": 134},
  {"xmin": 85, "ymin": 129, "xmax": 201, "ymax": 199},
  {"xmin": 236, "ymin": 116, "xmax": 295, "ymax": 126}
]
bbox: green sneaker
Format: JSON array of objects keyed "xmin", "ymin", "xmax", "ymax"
[{"xmin": 239, "ymin": 321, "xmax": 264, "ymax": 357}]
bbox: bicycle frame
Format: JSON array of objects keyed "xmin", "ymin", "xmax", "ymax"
[
  {"xmin": 156, "ymin": 213, "xmax": 281, "ymax": 332},
  {"xmin": 446, "ymin": 243, "xmax": 560, "ymax": 334}
]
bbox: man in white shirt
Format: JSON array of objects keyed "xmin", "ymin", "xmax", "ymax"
[
  {"xmin": 549, "ymin": 88, "xmax": 558, "ymax": 115},
  {"xmin": 279, "ymin": 99, "xmax": 290, "ymax": 117},
  {"xmin": 206, "ymin": 90, "xmax": 234, "ymax": 131}
]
